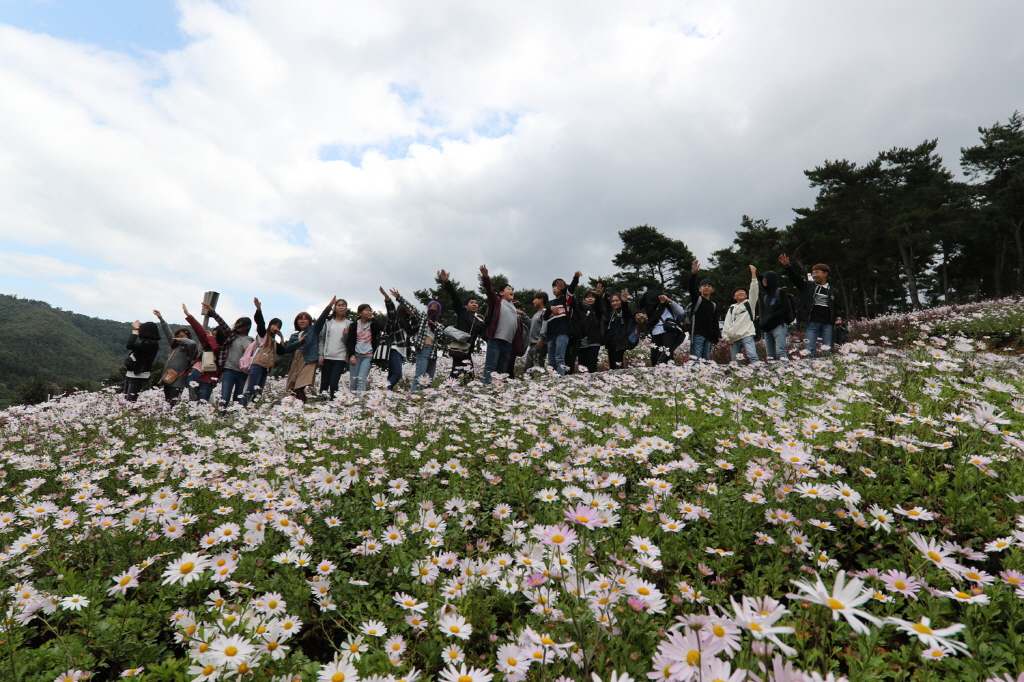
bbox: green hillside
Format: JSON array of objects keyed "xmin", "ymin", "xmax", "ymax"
[{"xmin": 0, "ymin": 293, "xmax": 141, "ymax": 405}]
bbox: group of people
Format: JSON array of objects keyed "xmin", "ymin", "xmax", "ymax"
[{"xmin": 120, "ymin": 254, "xmax": 844, "ymax": 407}]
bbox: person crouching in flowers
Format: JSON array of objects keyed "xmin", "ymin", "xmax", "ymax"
[{"xmin": 283, "ymin": 298, "xmax": 334, "ymax": 403}]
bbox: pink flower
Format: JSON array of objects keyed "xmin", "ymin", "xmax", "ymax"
[{"xmin": 564, "ymin": 503, "xmax": 602, "ymax": 529}]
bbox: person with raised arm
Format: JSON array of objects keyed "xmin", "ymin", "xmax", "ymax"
[
  {"xmin": 687, "ymin": 260, "xmax": 721, "ymax": 363},
  {"xmin": 391, "ymin": 288, "xmax": 445, "ymax": 392},
  {"xmin": 379, "ymin": 287, "xmax": 412, "ymax": 390},
  {"xmin": 479, "ymin": 264, "xmax": 525, "ymax": 384},
  {"xmin": 544, "ymin": 271, "xmax": 580, "ymax": 375},
  {"xmin": 282, "ymin": 297, "xmax": 334, "ymax": 403},
  {"xmin": 572, "ymin": 281, "xmax": 608, "ymax": 374},
  {"xmin": 778, "ymin": 253, "xmax": 844, "ymax": 358},
  {"xmin": 153, "ymin": 310, "xmax": 198, "ymax": 405},
  {"xmin": 440, "ymin": 269, "xmax": 484, "ymax": 381},
  {"xmin": 318, "ymin": 298, "xmax": 351, "ymax": 399},
  {"xmin": 201, "ymin": 302, "xmax": 254, "ymax": 412},
  {"xmin": 242, "ymin": 298, "xmax": 285, "ymax": 406},
  {"xmin": 183, "ymin": 303, "xmax": 222, "ymax": 403},
  {"xmin": 347, "ymin": 299, "xmax": 385, "ymax": 395},
  {"xmin": 721, "ymin": 265, "xmax": 761, "ymax": 365}
]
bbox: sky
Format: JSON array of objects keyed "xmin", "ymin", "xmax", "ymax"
[{"xmin": 0, "ymin": 0, "xmax": 1021, "ymax": 324}]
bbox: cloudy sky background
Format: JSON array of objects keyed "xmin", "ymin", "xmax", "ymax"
[{"xmin": 0, "ymin": 0, "xmax": 1021, "ymax": 324}]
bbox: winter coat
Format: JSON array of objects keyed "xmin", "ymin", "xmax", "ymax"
[
  {"xmin": 785, "ymin": 264, "xmax": 846, "ymax": 326},
  {"xmin": 758, "ymin": 271, "xmax": 791, "ymax": 332},
  {"xmin": 722, "ymin": 278, "xmax": 760, "ymax": 343}
]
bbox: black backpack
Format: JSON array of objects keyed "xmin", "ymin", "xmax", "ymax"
[{"xmin": 780, "ymin": 288, "xmax": 798, "ymax": 325}]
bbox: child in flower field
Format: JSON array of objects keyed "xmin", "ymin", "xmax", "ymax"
[
  {"xmin": 688, "ymin": 259, "xmax": 721, "ymax": 363},
  {"xmin": 183, "ymin": 302, "xmax": 223, "ymax": 403},
  {"xmin": 779, "ymin": 253, "xmax": 845, "ymax": 357},
  {"xmin": 722, "ymin": 264, "xmax": 760, "ymax": 365}
]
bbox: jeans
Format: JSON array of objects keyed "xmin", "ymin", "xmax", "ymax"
[
  {"xmin": 763, "ymin": 324, "xmax": 789, "ymax": 361},
  {"xmin": 319, "ymin": 358, "xmax": 348, "ymax": 398},
  {"xmin": 547, "ymin": 334, "xmax": 569, "ymax": 375},
  {"xmin": 124, "ymin": 377, "xmax": 148, "ymax": 402},
  {"xmin": 350, "ymin": 356, "xmax": 372, "ymax": 393},
  {"xmin": 804, "ymin": 321, "xmax": 834, "ymax": 358},
  {"xmin": 483, "ymin": 338, "xmax": 513, "ymax": 384},
  {"xmin": 195, "ymin": 380, "xmax": 214, "ymax": 403},
  {"xmin": 730, "ymin": 336, "xmax": 759, "ymax": 364},
  {"xmin": 690, "ymin": 334, "xmax": 713, "ymax": 363},
  {"xmin": 243, "ymin": 364, "xmax": 270, "ymax": 405},
  {"xmin": 219, "ymin": 368, "xmax": 248, "ymax": 410},
  {"xmin": 411, "ymin": 345, "xmax": 437, "ymax": 392},
  {"xmin": 387, "ymin": 349, "xmax": 404, "ymax": 390},
  {"xmin": 578, "ymin": 345, "xmax": 600, "ymax": 373}
]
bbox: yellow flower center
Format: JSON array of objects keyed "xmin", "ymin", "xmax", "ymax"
[
  {"xmin": 224, "ymin": 646, "xmax": 238, "ymax": 657},
  {"xmin": 686, "ymin": 650, "xmax": 700, "ymax": 666},
  {"xmin": 913, "ymin": 623, "xmax": 933, "ymax": 635},
  {"xmin": 827, "ymin": 599, "xmax": 844, "ymax": 610},
  {"xmin": 179, "ymin": 562, "xmax": 194, "ymax": 574},
  {"xmin": 551, "ymin": 535, "xmax": 564, "ymax": 544}
]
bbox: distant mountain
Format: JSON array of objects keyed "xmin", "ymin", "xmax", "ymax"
[{"xmin": 0, "ymin": 293, "xmax": 151, "ymax": 405}]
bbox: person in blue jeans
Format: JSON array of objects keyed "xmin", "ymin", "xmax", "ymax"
[
  {"xmin": 688, "ymin": 260, "xmax": 721, "ymax": 363},
  {"xmin": 203, "ymin": 302, "xmax": 254, "ymax": 413},
  {"xmin": 479, "ymin": 264, "xmax": 525, "ymax": 384},
  {"xmin": 722, "ymin": 265, "xmax": 761, "ymax": 364},
  {"xmin": 757, "ymin": 270, "xmax": 791, "ymax": 361},
  {"xmin": 381, "ymin": 289, "xmax": 412, "ymax": 390},
  {"xmin": 779, "ymin": 254, "xmax": 845, "ymax": 358},
  {"xmin": 242, "ymin": 298, "xmax": 284, "ymax": 406},
  {"xmin": 543, "ymin": 271, "xmax": 580, "ymax": 375},
  {"xmin": 392, "ymin": 289, "xmax": 444, "ymax": 392},
  {"xmin": 347, "ymin": 304, "xmax": 384, "ymax": 394}
]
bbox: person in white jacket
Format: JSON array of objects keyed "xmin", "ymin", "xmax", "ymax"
[{"xmin": 722, "ymin": 265, "xmax": 760, "ymax": 364}]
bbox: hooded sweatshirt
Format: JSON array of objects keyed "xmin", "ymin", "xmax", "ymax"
[
  {"xmin": 758, "ymin": 271, "xmax": 791, "ymax": 332},
  {"xmin": 722, "ymin": 278, "xmax": 760, "ymax": 343}
]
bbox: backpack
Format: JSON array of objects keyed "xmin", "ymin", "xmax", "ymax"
[
  {"xmin": 743, "ymin": 301, "xmax": 764, "ymax": 341},
  {"xmin": 664, "ymin": 304, "xmax": 692, "ymax": 334},
  {"xmin": 780, "ymin": 288, "xmax": 798, "ymax": 325}
]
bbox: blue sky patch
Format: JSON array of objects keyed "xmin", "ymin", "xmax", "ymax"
[
  {"xmin": 474, "ymin": 110, "xmax": 521, "ymax": 139},
  {"xmin": 0, "ymin": 0, "xmax": 186, "ymax": 54}
]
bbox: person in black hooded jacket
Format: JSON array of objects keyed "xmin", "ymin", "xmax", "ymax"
[
  {"xmin": 125, "ymin": 320, "xmax": 160, "ymax": 402},
  {"xmin": 758, "ymin": 270, "xmax": 791, "ymax": 361}
]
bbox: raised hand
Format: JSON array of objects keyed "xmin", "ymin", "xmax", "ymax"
[
  {"xmin": 328, "ymin": 296, "xmax": 337, "ymax": 308},
  {"xmin": 389, "ymin": 289, "xmax": 400, "ymax": 300},
  {"xmin": 254, "ymin": 297, "xmax": 261, "ymax": 309},
  {"xmin": 595, "ymin": 282, "xmax": 604, "ymax": 295},
  {"xmin": 691, "ymin": 260, "xmax": 700, "ymax": 275},
  {"xmin": 479, "ymin": 264, "xmax": 489, "ymax": 277},
  {"xmin": 439, "ymin": 269, "xmax": 449, "ymax": 283},
  {"xmin": 201, "ymin": 302, "xmax": 214, "ymax": 313},
  {"xmin": 778, "ymin": 254, "xmax": 790, "ymax": 267},
  {"xmin": 621, "ymin": 289, "xmax": 629, "ymax": 300},
  {"xmin": 379, "ymin": 286, "xmax": 390, "ymax": 300},
  {"xmin": 749, "ymin": 264, "xmax": 757, "ymax": 276},
  {"xmin": 182, "ymin": 304, "xmax": 190, "ymax": 317},
  {"xmin": 153, "ymin": 309, "xmax": 163, "ymax": 320},
  {"xmin": 574, "ymin": 270, "xmax": 582, "ymax": 278}
]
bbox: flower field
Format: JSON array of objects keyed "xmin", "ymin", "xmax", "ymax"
[{"xmin": 4, "ymin": 300, "xmax": 1024, "ymax": 682}]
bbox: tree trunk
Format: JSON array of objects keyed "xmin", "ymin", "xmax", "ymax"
[
  {"xmin": 995, "ymin": 235, "xmax": 1007, "ymax": 298},
  {"xmin": 1014, "ymin": 217, "xmax": 1024, "ymax": 293},
  {"xmin": 897, "ymin": 241, "xmax": 922, "ymax": 310}
]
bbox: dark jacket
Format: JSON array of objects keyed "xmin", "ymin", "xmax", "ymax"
[
  {"xmin": 603, "ymin": 298, "xmax": 634, "ymax": 351},
  {"xmin": 758, "ymin": 271, "xmax": 791, "ymax": 332},
  {"xmin": 284, "ymin": 303, "xmax": 333, "ymax": 364},
  {"xmin": 126, "ymin": 334, "xmax": 160, "ymax": 374},
  {"xmin": 573, "ymin": 292, "xmax": 608, "ymax": 347},
  {"xmin": 345, "ymin": 318, "xmax": 385, "ymax": 358},
  {"xmin": 784, "ymin": 264, "xmax": 845, "ymax": 326},
  {"xmin": 158, "ymin": 321, "xmax": 198, "ymax": 387},
  {"xmin": 443, "ymin": 280, "xmax": 485, "ymax": 345},
  {"xmin": 688, "ymin": 276, "xmax": 721, "ymax": 343}
]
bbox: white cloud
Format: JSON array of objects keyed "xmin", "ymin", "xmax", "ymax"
[{"xmin": 0, "ymin": 0, "xmax": 1021, "ymax": 321}]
